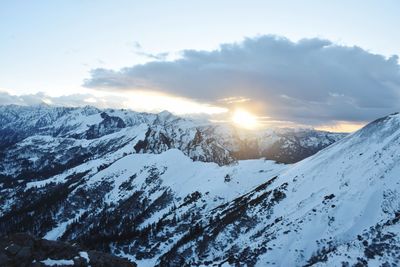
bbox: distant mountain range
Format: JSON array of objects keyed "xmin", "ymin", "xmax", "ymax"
[
  {"xmin": 2, "ymin": 105, "xmax": 399, "ymax": 266},
  {"xmin": 0, "ymin": 104, "xmax": 345, "ymax": 168}
]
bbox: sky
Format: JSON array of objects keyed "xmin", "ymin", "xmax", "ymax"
[{"xmin": 1, "ymin": 0, "xmax": 400, "ymax": 132}]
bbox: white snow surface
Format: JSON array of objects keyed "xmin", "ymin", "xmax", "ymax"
[
  {"xmin": 79, "ymin": 251, "xmax": 90, "ymax": 263},
  {"xmin": 190, "ymin": 112, "xmax": 400, "ymax": 266},
  {"xmin": 41, "ymin": 258, "xmax": 74, "ymax": 266},
  {"xmin": 87, "ymin": 148, "xmax": 287, "ymax": 208}
]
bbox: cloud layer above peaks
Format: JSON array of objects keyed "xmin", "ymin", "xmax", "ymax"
[{"xmin": 84, "ymin": 35, "xmax": 400, "ymax": 125}]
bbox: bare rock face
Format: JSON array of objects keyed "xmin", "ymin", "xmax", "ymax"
[{"xmin": 0, "ymin": 233, "xmax": 136, "ymax": 267}]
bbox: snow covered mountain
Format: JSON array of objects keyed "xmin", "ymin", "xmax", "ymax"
[
  {"xmin": 0, "ymin": 104, "xmax": 344, "ymax": 177},
  {"xmin": 5, "ymin": 104, "xmax": 390, "ymax": 266},
  {"xmin": 154, "ymin": 112, "xmax": 400, "ymax": 266}
]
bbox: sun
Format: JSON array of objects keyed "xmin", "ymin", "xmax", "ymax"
[{"xmin": 232, "ymin": 109, "xmax": 259, "ymax": 129}]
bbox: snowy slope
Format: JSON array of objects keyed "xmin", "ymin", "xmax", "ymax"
[
  {"xmin": 158, "ymin": 112, "xmax": 400, "ymax": 266},
  {"xmin": 0, "ymin": 104, "xmax": 354, "ymax": 266},
  {"xmin": 0, "ymin": 147, "xmax": 287, "ymax": 265}
]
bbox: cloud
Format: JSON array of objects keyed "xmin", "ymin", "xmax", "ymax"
[
  {"xmin": 130, "ymin": 41, "xmax": 169, "ymax": 60},
  {"xmin": 84, "ymin": 35, "xmax": 400, "ymax": 125},
  {"xmin": 135, "ymin": 51, "xmax": 169, "ymax": 60},
  {"xmin": 0, "ymin": 90, "xmax": 226, "ymax": 116},
  {"xmin": 0, "ymin": 91, "xmax": 125, "ymax": 108}
]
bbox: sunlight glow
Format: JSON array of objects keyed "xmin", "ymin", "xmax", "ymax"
[
  {"xmin": 316, "ymin": 121, "xmax": 366, "ymax": 133},
  {"xmin": 232, "ymin": 109, "xmax": 259, "ymax": 129},
  {"xmin": 123, "ymin": 91, "xmax": 228, "ymax": 115}
]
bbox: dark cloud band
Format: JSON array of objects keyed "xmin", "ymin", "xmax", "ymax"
[{"xmin": 84, "ymin": 35, "xmax": 400, "ymax": 125}]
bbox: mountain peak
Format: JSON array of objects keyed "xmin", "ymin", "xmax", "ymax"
[{"xmin": 157, "ymin": 110, "xmax": 175, "ymax": 120}]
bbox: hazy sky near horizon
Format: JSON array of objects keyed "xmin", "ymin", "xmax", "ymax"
[{"xmin": 1, "ymin": 0, "xmax": 400, "ymax": 131}]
